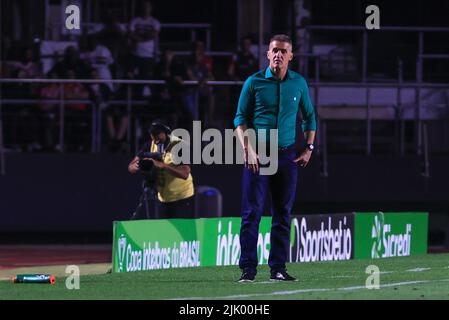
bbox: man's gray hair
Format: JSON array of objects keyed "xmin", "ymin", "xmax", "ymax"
[{"xmin": 269, "ymin": 34, "xmax": 292, "ymax": 45}]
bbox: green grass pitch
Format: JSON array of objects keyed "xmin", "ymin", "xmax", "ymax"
[{"xmin": 1, "ymin": 253, "xmax": 449, "ymax": 300}]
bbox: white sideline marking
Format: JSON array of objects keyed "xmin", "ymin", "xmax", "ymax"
[
  {"xmin": 173, "ymin": 279, "xmax": 449, "ymax": 300},
  {"xmin": 333, "ymin": 271, "xmax": 395, "ymax": 278},
  {"xmin": 406, "ymin": 268, "xmax": 431, "ymax": 272},
  {"xmin": 338, "ymin": 281, "xmax": 425, "ymax": 291}
]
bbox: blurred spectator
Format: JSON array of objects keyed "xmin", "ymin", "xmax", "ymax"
[
  {"xmin": 128, "ymin": 0, "xmax": 161, "ymax": 97},
  {"xmin": 11, "ymin": 47, "xmax": 42, "ymax": 79},
  {"xmin": 228, "ymin": 35, "xmax": 259, "ymax": 81},
  {"xmin": 154, "ymin": 50, "xmax": 186, "ymax": 127},
  {"xmin": 44, "ymin": 47, "xmax": 91, "ymax": 150},
  {"xmin": 296, "ymin": 0, "xmax": 312, "ymax": 74},
  {"xmin": 192, "ymin": 40, "xmax": 213, "ymax": 75},
  {"xmin": 37, "ymin": 68, "xmax": 93, "ymax": 152},
  {"xmin": 4, "ymin": 47, "xmax": 41, "ymax": 98},
  {"xmin": 158, "ymin": 50, "xmax": 186, "ymax": 100},
  {"xmin": 64, "ymin": 69, "xmax": 90, "ymax": 152},
  {"xmin": 89, "ymin": 68, "xmax": 111, "ymax": 107},
  {"xmin": 110, "ymin": 66, "xmax": 144, "ymax": 152},
  {"xmin": 91, "ymin": 8, "xmax": 125, "ymax": 68},
  {"xmin": 80, "ymin": 35, "xmax": 115, "ymax": 91},
  {"xmin": 64, "ymin": 69, "xmax": 89, "ymax": 110},
  {"xmin": 50, "ymin": 46, "xmax": 90, "ymax": 79},
  {"xmin": 89, "ymin": 68, "xmax": 128, "ymax": 153},
  {"xmin": 105, "ymin": 101, "xmax": 129, "ymax": 153},
  {"xmin": 3, "ymin": 47, "xmax": 42, "ymax": 151},
  {"xmin": 187, "ymin": 44, "xmax": 215, "ymax": 125},
  {"xmin": 114, "ymin": 65, "xmax": 140, "ymax": 101},
  {"xmin": 38, "ymin": 71, "xmax": 60, "ymax": 151}
]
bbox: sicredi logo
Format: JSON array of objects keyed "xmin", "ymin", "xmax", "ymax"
[
  {"xmin": 371, "ymin": 213, "xmax": 384, "ymax": 258},
  {"xmin": 371, "ymin": 212, "xmax": 412, "ymax": 258}
]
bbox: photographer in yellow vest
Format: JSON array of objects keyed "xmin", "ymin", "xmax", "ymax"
[{"xmin": 128, "ymin": 120, "xmax": 194, "ymax": 218}]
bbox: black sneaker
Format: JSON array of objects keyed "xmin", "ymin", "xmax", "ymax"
[
  {"xmin": 270, "ymin": 270, "xmax": 298, "ymax": 282},
  {"xmin": 238, "ymin": 271, "xmax": 256, "ymax": 283}
]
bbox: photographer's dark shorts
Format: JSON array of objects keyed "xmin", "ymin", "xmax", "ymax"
[{"xmin": 158, "ymin": 195, "xmax": 194, "ymax": 219}]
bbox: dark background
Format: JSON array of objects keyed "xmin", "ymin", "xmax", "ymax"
[
  {"xmin": 1, "ymin": 0, "xmax": 448, "ymax": 246},
  {"xmin": 0, "ymin": 152, "xmax": 447, "ymax": 245}
]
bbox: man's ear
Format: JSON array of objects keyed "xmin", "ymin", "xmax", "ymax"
[{"xmin": 289, "ymin": 52, "xmax": 294, "ymax": 61}]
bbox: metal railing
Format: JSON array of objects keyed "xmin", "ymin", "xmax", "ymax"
[
  {"xmin": 310, "ymin": 82, "xmax": 449, "ymax": 178},
  {"xmin": 417, "ymin": 54, "xmax": 449, "ymax": 82},
  {"xmin": 0, "ymin": 98, "xmax": 5, "ymax": 175},
  {"xmin": 311, "ymin": 82, "xmax": 448, "ymax": 145},
  {"xmin": 296, "ymin": 53, "xmax": 322, "ymax": 82},
  {"xmin": 304, "ymin": 25, "xmax": 449, "ymax": 82},
  {"xmin": 171, "ymin": 51, "xmax": 233, "ymax": 57},
  {"xmin": 47, "ymin": 22, "xmax": 213, "ymax": 50},
  {"xmin": 1, "ymin": 78, "xmax": 448, "ymax": 177},
  {"xmin": 161, "ymin": 23, "xmax": 212, "ymax": 51},
  {"xmin": 0, "ymin": 78, "xmax": 241, "ymax": 158}
]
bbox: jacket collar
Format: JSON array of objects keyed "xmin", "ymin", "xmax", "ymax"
[{"xmin": 265, "ymin": 67, "xmax": 292, "ymax": 80}]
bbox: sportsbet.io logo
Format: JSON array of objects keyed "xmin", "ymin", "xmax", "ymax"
[{"xmin": 118, "ymin": 234, "xmax": 127, "ymax": 272}]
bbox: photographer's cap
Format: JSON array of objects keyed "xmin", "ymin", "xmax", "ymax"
[{"xmin": 149, "ymin": 119, "xmax": 171, "ymax": 135}]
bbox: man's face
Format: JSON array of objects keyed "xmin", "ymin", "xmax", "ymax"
[
  {"xmin": 267, "ymin": 41, "xmax": 293, "ymax": 71},
  {"xmin": 151, "ymin": 132, "xmax": 167, "ymax": 145}
]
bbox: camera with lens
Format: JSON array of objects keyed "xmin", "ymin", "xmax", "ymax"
[{"xmin": 137, "ymin": 151, "xmax": 163, "ymax": 172}]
